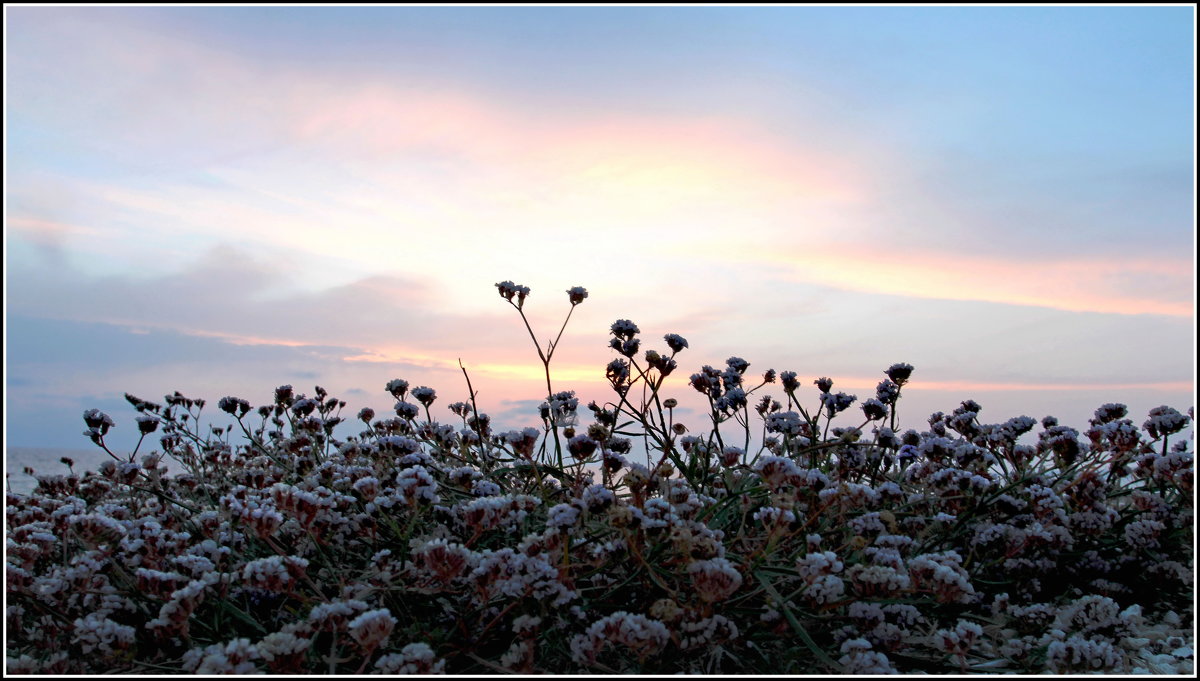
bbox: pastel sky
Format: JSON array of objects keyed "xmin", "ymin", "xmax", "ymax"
[{"xmin": 4, "ymin": 5, "xmax": 1195, "ymax": 455}]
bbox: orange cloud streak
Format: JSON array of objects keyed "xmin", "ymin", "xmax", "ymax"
[
  {"xmin": 803, "ymin": 375, "xmax": 1193, "ymax": 393},
  {"xmin": 344, "ymin": 350, "xmax": 607, "ymax": 386},
  {"xmin": 738, "ymin": 244, "xmax": 1194, "ymax": 317}
]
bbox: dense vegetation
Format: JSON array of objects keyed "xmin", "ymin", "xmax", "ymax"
[{"xmin": 6, "ymin": 283, "xmax": 1194, "ymax": 674}]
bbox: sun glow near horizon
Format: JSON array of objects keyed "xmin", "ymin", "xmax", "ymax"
[{"xmin": 4, "ymin": 5, "xmax": 1194, "ymax": 451}]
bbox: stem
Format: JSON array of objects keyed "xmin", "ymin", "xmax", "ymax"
[
  {"xmin": 548, "ymin": 303, "xmax": 577, "ymax": 360},
  {"xmin": 131, "ymin": 432, "xmax": 147, "ymax": 460},
  {"xmin": 458, "ymin": 359, "xmax": 492, "ymax": 470}
]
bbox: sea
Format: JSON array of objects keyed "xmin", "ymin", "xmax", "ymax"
[{"xmin": 5, "ymin": 446, "xmax": 181, "ymax": 496}]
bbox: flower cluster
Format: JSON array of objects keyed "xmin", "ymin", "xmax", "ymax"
[{"xmin": 5, "ymin": 284, "xmax": 1192, "ymax": 675}]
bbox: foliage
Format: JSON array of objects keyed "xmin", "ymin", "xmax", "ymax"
[{"xmin": 5, "ymin": 283, "xmax": 1194, "ymax": 674}]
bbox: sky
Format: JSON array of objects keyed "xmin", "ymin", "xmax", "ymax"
[{"xmin": 4, "ymin": 5, "xmax": 1196, "ymax": 459}]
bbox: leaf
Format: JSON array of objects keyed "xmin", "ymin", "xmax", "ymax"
[
  {"xmin": 755, "ymin": 572, "xmax": 839, "ymax": 671},
  {"xmin": 216, "ymin": 599, "xmax": 269, "ymax": 635}
]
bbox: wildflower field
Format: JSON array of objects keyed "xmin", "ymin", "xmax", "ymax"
[{"xmin": 5, "ymin": 283, "xmax": 1194, "ymax": 675}]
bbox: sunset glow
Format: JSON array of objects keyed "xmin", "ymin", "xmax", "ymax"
[{"xmin": 5, "ymin": 5, "xmax": 1194, "ymax": 453}]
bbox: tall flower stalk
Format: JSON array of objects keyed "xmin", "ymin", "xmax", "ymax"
[{"xmin": 496, "ymin": 281, "xmax": 588, "ymax": 469}]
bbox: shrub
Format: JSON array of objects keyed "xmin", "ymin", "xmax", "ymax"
[{"xmin": 5, "ymin": 283, "xmax": 1194, "ymax": 674}]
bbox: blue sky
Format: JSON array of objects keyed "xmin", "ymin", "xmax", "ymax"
[{"xmin": 4, "ymin": 5, "xmax": 1194, "ymax": 455}]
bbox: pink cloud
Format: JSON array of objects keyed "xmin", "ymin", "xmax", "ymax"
[
  {"xmin": 816, "ymin": 375, "xmax": 1193, "ymax": 393},
  {"xmin": 730, "ymin": 242, "xmax": 1194, "ymax": 318},
  {"xmin": 7, "ymin": 216, "xmax": 106, "ymax": 246}
]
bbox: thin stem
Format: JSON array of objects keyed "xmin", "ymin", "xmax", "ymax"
[{"xmin": 548, "ymin": 303, "xmax": 577, "ymax": 360}]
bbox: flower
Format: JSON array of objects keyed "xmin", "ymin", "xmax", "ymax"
[
  {"xmin": 82, "ymin": 409, "xmax": 115, "ymax": 435},
  {"xmin": 664, "ymin": 333, "xmax": 688, "ymax": 353},
  {"xmin": 720, "ymin": 445, "xmax": 744, "ymax": 467},
  {"xmin": 570, "ymin": 612, "xmax": 669, "ymax": 666},
  {"xmin": 885, "ymin": 362, "xmax": 914, "ymax": 385},
  {"xmin": 496, "ymin": 280, "xmax": 531, "ymax": 308},
  {"xmin": 726, "ymin": 356, "xmax": 750, "ymax": 374},
  {"xmin": 184, "ymin": 638, "xmax": 262, "ymax": 674},
  {"xmin": 1144, "ymin": 405, "xmax": 1189, "ymax": 439},
  {"xmin": 566, "ymin": 286, "xmax": 588, "ymax": 305},
  {"xmin": 374, "ymin": 643, "xmax": 445, "ymax": 674},
  {"xmin": 135, "ymin": 414, "xmax": 160, "ymax": 434},
  {"xmin": 687, "ymin": 557, "xmax": 742, "ymax": 602},
  {"xmin": 218, "ymin": 396, "xmax": 251, "ymax": 417},
  {"xmin": 348, "ymin": 608, "xmax": 396, "ymax": 650},
  {"xmin": 394, "ymin": 401, "xmax": 421, "ymax": 420},
  {"xmin": 546, "ymin": 503, "xmax": 581, "ymax": 531},
  {"xmin": 73, "ymin": 614, "xmax": 135, "ymax": 656},
  {"xmin": 385, "ymin": 378, "xmax": 409, "ymax": 400},
  {"xmin": 875, "ymin": 379, "xmax": 900, "ymax": 405},
  {"xmin": 862, "ymin": 398, "xmax": 888, "ymax": 421},
  {"xmin": 820, "ymin": 391, "xmax": 857, "ymax": 416},
  {"xmin": 567, "ymin": 434, "xmax": 598, "ymax": 460},
  {"xmin": 609, "ymin": 319, "xmax": 640, "ymax": 339},
  {"xmin": 395, "ymin": 465, "xmax": 439, "ymax": 505},
  {"xmin": 411, "ymin": 386, "xmax": 437, "ymax": 407},
  {"xmin": 17, "ymin": 284, "xmax": 1198, "ymax": 675}
]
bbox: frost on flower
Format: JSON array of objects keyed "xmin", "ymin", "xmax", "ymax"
[
  {"xmin": 1052, "ymin": 594, "xmax": 1124, "ymax": 638},
  {"xmin": 796, "ymin": 550, "xmax": 844, "ymax": 581},
  {"xmin": 752, "ymin": 506, "xmax": 796, "ymax": 527},
  {"xmin": 678, "ymin": 614, "xmax": 739, "ymax": 650},
  {"xmin": 308, "ymin": 598, "xmax": 370, "ymax": 630},
  {"xmin": 755, "ymin": 455, "xmax": 801, "ymax": 489},
  {"xmin": 1143, "ymin": 405, "xmax": 1189, "ymax": 439},
  {"xmin": 1124, "ymin": 518, "xmax": 1166, "ymax": 550},
  {"xmin": 374, "ymin": 642, "xmax": 446, "ymax": 674},
  {"xmin": 765, "ymin": 411, "xmax": 807, "ymax": 438},
  {"xmin": 410, "ymin": 386, "xmax": 437, "ymax": 406},
  {"xmin": 1045, "ymin": 634, "xmax": 1123, "ymax": 673},
  {"xmin": 457, "ymin": 494, "xmax": 541, "ymax": 532},
  {"xmin": 182, "ymin": 638, "xmax": 262, "ymax": 674},
  {"xmin": 72, "ymin": 613, "xmax": 135, "ymax": 656},
  {"xmin": 468, "ymin": 548, "xmax": 577, "ymax": 606},
  {"xmin": 934, "ymin": 619, "xmax": 982, "ymax": 655},
  {"xmin": 909, "ymin": 551, "xmax": 975, "ymax": 604},
  {"xmin": 257, "ymin": 630, "xmax": 311, "ymax": 662},
  {"xmin": 241, "ymin": 555, "xmax": 308, "ymax": 592},
  {"xmin": 688, "ymin": 557, "xmax": 743, "ymax": 603},
  {"xmin": 395, "ymin": 465, "xmax": 440, "ymax": 505},
  {"xmin": 664, "ymin": 333, "xmax": 688, "ymax": 353},
  {"xmin": 566, "ymin": 286, "xmax": 588, "ymax": 305},
  {"xmin": 839, "ymin": 637, "xmax": 898, "ymax": 674},
  {"xmin": 570, "ymin": 612, "xmax": 669, "ymax": 667},
  {"xmin": 410, "ymin": 538, "xmax": 476, "ymax": 585},
  {"xmin": 805, "ymin": 573, "xmax": 845, "ymax": 605},
  {"xmin": 495, "ymin": 280, "xmax": 531, "ymax": 307},
  {"xmin": 609, "ymin": 319, "xmax": 640, "ymax": 339},
  {"xmin": 348, "ymin": 608, "xmax": 397, "ymax": 649},
  {"xmin": 847, "ymin": 563, "xmax": 911, "ymax": 598},
  {"xmin": 580, "ymin": 484, "xmax": 616, "ymax": 512}
]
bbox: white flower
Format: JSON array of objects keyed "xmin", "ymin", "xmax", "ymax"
[
  {"xmin": 73, "ymin": 613, "xmax": 135, "ymax": 656},
  {"xmin": 796, "ymin": 551, "xmax": 844, "ymax": 581},
  {"xmin": 687, "ymin": 557, "xmax": 742, "ymax": 602},
  {"xmin": 395, "ymin": 465, "xmax": 440, "ymax": 504},
  {"xmin": 348, "ymin": 608, "xmax": 396, "ymax": 649},
  {"xmin": 374, "ymin": 642, "xmax": 445, "ymax": 674},
  {"xmin": 257, "ymin": 631, "xmax": 311, "ymax": 661},
  {"xmin": 547, "ymin": 503, "xmax": 582, "ymax": 531},
  {"xmin": 570, "ymin": 612, "xmax": 669, "ymax": 666}
]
